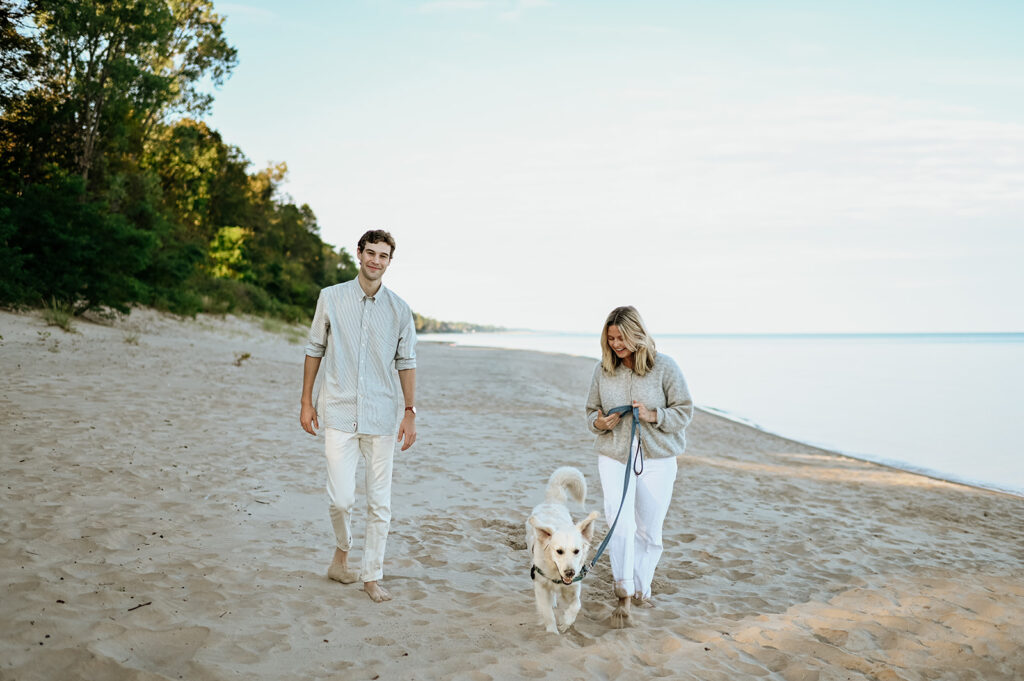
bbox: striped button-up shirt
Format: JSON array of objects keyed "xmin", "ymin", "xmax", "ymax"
[{"xmin": 304, "ymin": 280, "xmax": 417, "ymax": 435}]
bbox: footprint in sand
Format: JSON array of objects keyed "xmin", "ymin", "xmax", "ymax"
[
  {"xmin": 563, "ymin": 626, "xmax": 599, "ymax": 647},
  {"xmin": 458, "ymin": 672, "xmax": 493, "ymax": 681},
  {"xmin": 89, "ymin": 626, "xmax": 211, "ymax": 677},
  {"xmin": 364, "ymin": 635, "xmax": 396, "ymax": 646},
  {"xmin": 413, "ymin": 554, "xmax": 448, "ymax": 568}
]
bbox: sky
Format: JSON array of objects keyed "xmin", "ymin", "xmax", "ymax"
[{"xmin": 203, "ymin": 0, "xmax": 1024, "ymax": 334}]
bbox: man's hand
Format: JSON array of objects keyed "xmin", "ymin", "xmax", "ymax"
[
  {"xmin": 300, "ymin": 402, "xmax": 319, "ymax": 435},
  {"xmin": 398, "ymin": 412, "xmax": 417, "ymax": 451},
  {"xmin": 594, "ymin": 409, "xmax": 621, "ymax": 431},
  {"xmin": 300, "ymin": 355, "xmax": 322, "ymax": 436}
]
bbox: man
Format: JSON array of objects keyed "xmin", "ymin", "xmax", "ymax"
[{"xmin": 300, "ymin": 229, "xmax": 417, "ymax": 603}]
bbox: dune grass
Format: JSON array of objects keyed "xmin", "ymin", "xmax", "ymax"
[{"xmin": 41, "ymin": 298, "xmax": 75, "ymax": 332}]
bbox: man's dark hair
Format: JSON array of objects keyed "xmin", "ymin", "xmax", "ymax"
[{"xmin": 357, "ymin": 230, "xmax": 396, "ymax": 257}]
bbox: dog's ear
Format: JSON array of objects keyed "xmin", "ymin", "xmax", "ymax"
[
  {"xmin": 529, "ymin": 516, "xmax": 554, "ymax": 544},
  {"xmin": 577, "ymin": 510, "xmax": 600, "ymax": 543}
]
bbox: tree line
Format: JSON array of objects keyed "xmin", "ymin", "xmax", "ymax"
[
  {"xmin": 0, "ymin": 0, "xmax": 359, "ymax": 323},
  {"xmin": 412, "ymin": 312, "xmax": 504, "ymax": 334}
]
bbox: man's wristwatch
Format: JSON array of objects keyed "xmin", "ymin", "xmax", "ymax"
[{"xmin": 404, "ymin": 406, "xmax": 417, "ymax": 416}]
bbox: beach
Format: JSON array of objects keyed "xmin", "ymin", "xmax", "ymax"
[{"xmin": 1, "ymin": 308, "xmax": 1022, "ymax": 681}]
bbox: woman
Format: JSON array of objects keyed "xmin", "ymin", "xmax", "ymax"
[{"xmin": 585, "ymin": 305, "xmax": 693, "ymax": 627}]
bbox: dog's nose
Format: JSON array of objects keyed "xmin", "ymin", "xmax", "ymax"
[{"xmin": 564, "ymin": 569, "xmax": 575, "ymax": 578}]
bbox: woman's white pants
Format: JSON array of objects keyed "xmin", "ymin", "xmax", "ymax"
[
  {"xmin": 597, "ymin": 453, "xmax": 678, "ymax": 599},
  {"xmin": 325, "ymin": 428, "xmax": 395, "ymax": 583}
]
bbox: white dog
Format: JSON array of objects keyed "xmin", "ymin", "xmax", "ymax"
[{"xmin": 526, "ymin": 466, "xmax": 600, "ymax": 634}]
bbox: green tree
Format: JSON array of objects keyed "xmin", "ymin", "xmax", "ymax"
[
  {"xmin": 147, "ymin": 119, "xmax": 241, "ymax": 243},
  {"xmin": 1, "ymin": 1, "xmax": 238, "ymax": 314},
  {"xmin": 28, "ymin": 0, "xmax": 237, "ymax": 186},
  {"xmin": 323, "ymin": 242, "xmax": 358, "ymax": 285},
  {"xmin": 0, "ymin": 170, "xmax": 154, "ymax": 311},
  {"xmin": 0, "ymin": 1, "xmax": 41, "ymax": 108},
  {"xmin": 0, "ymin": 1, "xmax": 366, "ymax": 322}
]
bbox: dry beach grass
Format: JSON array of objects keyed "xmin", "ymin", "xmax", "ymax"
[{"xmin": 1, "ymin": 309, "xmax": 1022, "ymax": 680}]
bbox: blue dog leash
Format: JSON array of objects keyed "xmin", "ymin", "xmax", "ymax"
[
  {"xmin": 583, "ymin": 405, "xmax": 644, "ymax": 576},
  {"xmin": 533, "ymin": 405, "xmax": 644, "ymax": 585}
]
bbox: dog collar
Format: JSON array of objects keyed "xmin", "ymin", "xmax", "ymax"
[
  {"xmin": 531, "ymin": 564, "xmax": 560, "ymax": 584},
  {"xmin": 531, "ymin": 564, "xmax": 587, "ymax": 585}
]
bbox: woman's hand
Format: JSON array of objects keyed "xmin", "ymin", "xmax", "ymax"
[
  {"xmin": 632, "ymin": 400, "xmax": 657, "ymax": 424},
  {"xmin": 594, "ymin": 409, "xmax": 622, "ymax": 431}
]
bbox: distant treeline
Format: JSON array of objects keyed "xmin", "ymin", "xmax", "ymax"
[
  {"xmin": 0, "ymin": 1, "xmax": 473, "ymax": 333},
  {"xmin": 412, "ymin": 312, "xmax": 503, "ymax": 334}
]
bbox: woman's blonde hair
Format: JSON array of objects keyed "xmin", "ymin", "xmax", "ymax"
[{"xmin": 600, "ymin": 306, "xmax": 656, "ymax": 376}]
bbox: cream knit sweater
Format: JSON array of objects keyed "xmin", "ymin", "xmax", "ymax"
[{"xmin": 585, "ymin": 353, "xmax": 693, "ymax": 463}]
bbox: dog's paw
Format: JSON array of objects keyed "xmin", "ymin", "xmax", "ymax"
[
  {"xmin": 557, "ymin": 620, "xmax": 574, "ymax": 633},
  {"xmin": 545, "ymin": 624, "xmax": 560, "ymax": 635}
]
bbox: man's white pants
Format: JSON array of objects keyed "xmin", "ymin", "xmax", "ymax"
[
  {"xmin": 597, "ymin": 453, "xmax": 678, "ymax": 599},
  {"xmin": 325, "ymin": 428, "xmax": 396, "ymax": 583}
]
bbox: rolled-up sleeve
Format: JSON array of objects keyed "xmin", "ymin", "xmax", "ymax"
[
  {"xmin": 394, "ymin": 310, "xmax": 417, "ymax": 370},
  {"xmin": 304, "ymin": 290, "xmax": 329, "ymax": 358}
]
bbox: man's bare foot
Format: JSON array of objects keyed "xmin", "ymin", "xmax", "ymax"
[
  {"xmin": 633, "ymin": 594, "xmax": 655, "ymax": 608},
  {"xmin": 327, "ymin": 564, "xmax": 359, "ymax": 583},
  {"xmin": 364, "ymin": 581, "xmax": 392, "ymax": 603},
  {"xmin": 327, "ymin": 548, "xmax": 358, "ymax": 584}
]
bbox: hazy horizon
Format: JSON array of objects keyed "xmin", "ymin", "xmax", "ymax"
[{"xmin": 423, "ymin": 328, "xmax": 1024, "ymax": 336}]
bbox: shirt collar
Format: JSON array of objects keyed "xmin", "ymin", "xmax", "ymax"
[{"xmin": 347, "ymin": 278, "xmax": 385, "ymax": 302}]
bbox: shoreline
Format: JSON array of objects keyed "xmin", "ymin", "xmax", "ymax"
[
  {"xmin": 3, "ymin": 309, "xmax": 1023, "ymax": 680},
  {"xmin": 420, "ymin": 339, "xmax": 1024, "ymax": 500},
  {"xmin": 695, "ymin": 405, "xmax": 1024, "ymax": 501}
]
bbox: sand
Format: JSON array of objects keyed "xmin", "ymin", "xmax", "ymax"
[{"xmin": 1, "ymin": 308, "xmax": 1022, "ymax": 681}]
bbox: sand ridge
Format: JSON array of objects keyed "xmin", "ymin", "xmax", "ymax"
[{"xmin": 1, "ymin": 309, "xmax": 1022, "ymax": 680}]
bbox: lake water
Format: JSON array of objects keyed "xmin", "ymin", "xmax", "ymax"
[{"xmin": 419, "ymin": 331, "xmax": 1024, "ymax": 497}]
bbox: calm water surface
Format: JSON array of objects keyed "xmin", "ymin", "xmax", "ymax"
[{"xmin": 420, "ymin": 331, "xmax": 1024, "ymax": 497}]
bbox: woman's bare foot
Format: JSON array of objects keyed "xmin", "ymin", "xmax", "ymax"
[
  {"xmin": 609, "ymin": 585, "xmax": 633, "ymax": 628},
  {"xmin": 327, "ymin": 548, "xmax": 358, "ymax": 584},
  {"xmin": 364, "ymin": 581, "xmax": 392, "ymax": 603},
  {"xmin": 632, "ymin": 593, "xmax": 654, "ymax": 608}
]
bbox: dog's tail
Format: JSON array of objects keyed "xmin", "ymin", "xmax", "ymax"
[{"xmin": 545, "ymin": 466, "xmax": 586, "ymax": 506}]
